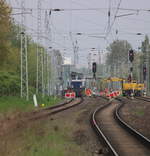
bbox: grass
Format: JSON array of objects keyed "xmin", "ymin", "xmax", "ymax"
[
  {"xmin": 37, "ymin": 96, "xmax": 62, "ymax": 108},
  {"xmin": 0, "ymin": 97, "xmax": 90, "ymax": 156},
  {"xmin": 3, "ymin": 119, "xmax": 88, "ymax": 156},
  {"xmin": 0, "ymin": 96, "xmax": 62, "ymax": 113},
  {"xmin": 134, "ymin": 109, "xmax": 145, "ymax": 116},
  {"xmin": 20, "ymin": 129, "xmax": 67, "ymax": 156}
]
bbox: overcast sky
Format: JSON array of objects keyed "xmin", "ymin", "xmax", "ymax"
[{"xmin": 8, "ymin": 0, "xmax": 150, "ymax": 67}]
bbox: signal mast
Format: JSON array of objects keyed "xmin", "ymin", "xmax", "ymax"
[{"xmin": 128, "ymin": 49, "xmax": 134, "ymax": 82}]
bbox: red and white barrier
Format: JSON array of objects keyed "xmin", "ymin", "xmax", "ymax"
[
  {"xmin": 65, "ymin": 92, "xmax": 76, "ymax": 98},
  {"xmin": 105, "ymin": 90, "xmax": 121, "ymax": 99},
  {"xmin": 85, "ymin": 88, "xmax": 92, "ymax": 96}
]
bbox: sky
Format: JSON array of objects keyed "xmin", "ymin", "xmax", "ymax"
[{"xmin": 7, "ymin": 0, "xmax": 150, "ymax": 67}]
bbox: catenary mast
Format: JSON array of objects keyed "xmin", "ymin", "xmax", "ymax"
[
  {"xmin": 20, "ymin": 0, "xmax": 29, "ymax": 100},
  {"xmin": 36, "ymin": 0, "xmax": 44, "ymax": 94}
]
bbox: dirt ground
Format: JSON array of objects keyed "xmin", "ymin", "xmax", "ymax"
[
  {"xmin": 0, "ymin": 99, "xmax": 70, "ymax": 137},
  {"xmin": 0, "ymin": 97, "xmax": 108, "ymax": 156},
  {"xmin": 53, "ymin": 97, "xmax": 109, "ymax": 155},
  {"xmin": 120, "ymin": 98, "xmax": 150, "ymax": 139}
]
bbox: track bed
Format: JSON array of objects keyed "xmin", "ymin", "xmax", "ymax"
[{"xmin": 94, "ymin": 100, "xmax": 150, "ymax": 156}]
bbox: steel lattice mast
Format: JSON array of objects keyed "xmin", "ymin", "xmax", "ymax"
[
  {"xmin": 70, "ymin": 33, "xmax": 79, "ymax": 68},
  {"xmin": 44, "ymin": 11, "xmax": 52, "ymax": 96},
  {"xmin": 146, "ymin": 44, "xmax": 150, "ymax": 94},
  {"xmin": 20, "ymin": 0, "xmax": 29, "ymax": 100},
  {"xmin": 36, "ymin": 0, "xmax": 44, "ymax": 95}
]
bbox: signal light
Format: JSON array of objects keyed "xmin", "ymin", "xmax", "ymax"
[
  {"xmin": 129, "ymin": 49, "xmax": 134, "ymax": 62},
  {"xmin": 92, "ymin": 62, "xmax": 97, "ymax": 73},
  {"xmin": 128, "ymin": 74, "xmax": 132, "ymax": 82},
  {"xmin": 143, "ymin": 66, "xmax": 146, "ymax": 81},
  {"xmin": 130, "ymin": 67, "xmax": 133, "ymax": 72}
]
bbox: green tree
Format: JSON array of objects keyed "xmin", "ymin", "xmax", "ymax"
[
  {"xmin": 141, "ymin": 35, "xmax": 150, "ymax": 93},
  {"xmin": 0, "ymin": 0, "xmax": 12, "ymax": 68},
  {"xmin": 132, "ymin": 52, "xmax": 142, "ymax": 82},
  {"xmin": 106, "ymin": 40, "xmax": 132, "ymax": 77},
  {"xmin": 0, "ymin": 0, "xmax": 54, "ymax": 97}
]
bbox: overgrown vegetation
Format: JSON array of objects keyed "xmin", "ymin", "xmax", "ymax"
[
  {"xmin": 106, "ymin": 40, "xmax": 132, "ymax": 77},
  {"xmin": 0, "ymin": 72, "xmax": 20, "ymax": 96},
  {"xmin": 0, "ymin": 96, "xmax": 61, "ymax": 113},
  {"xmin": 0, "ymin": 108, "xmax": 90, "ymax": 156},
  {"xmin": 0, "ymin": 0, "xmax": 45, "ymax": 97}
]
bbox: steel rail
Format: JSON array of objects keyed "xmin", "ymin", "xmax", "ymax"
[
  {"xmin": 32, "ymin": 99, "xmax": 73, "ymax": 114},
  {"xmin": 30, "ymin": 98, "xmax": 84, "ymax": 120},
  {"xmin": 91, "ymin": 101, "xmax": 119, "ymax": 156},
  {"xmin": 115, "ymin": 98, "xmax": 150, "ymax": 148},
  {"xmin": 91, "ymin": 97, "xmax": 150, "ymax": 156},
  {"xmin": 135, "ymin": 96, "xmax": 150, "ymax": 102}
]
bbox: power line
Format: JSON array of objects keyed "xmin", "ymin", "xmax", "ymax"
[
  {"xmin": 71, "ymin": 0, "xmax": 106, "ymax": 14},
  {"xmin": 105, "ymin": 0, "xmax": 122, "ymax": 38},
  {"xmin": 11, "ymin": 12, "xmax": 32, "ymax": 15},
  {"xmin": 107, "ymin": 0, "xmax": 112, "ymax": 33},
  {"xmin": 11, "ymin": 7, "xmax": 150, "ymax": 12}
]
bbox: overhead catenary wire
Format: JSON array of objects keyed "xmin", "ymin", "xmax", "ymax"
[
  {"xmin": 71, "ymin": 0, "xmax": 106, "ymax": 15},
  {"xmin": 11, "ymin": 7, "xmax": 150, "ymax": 12},
  {"xmin": 105, "ymin": 0, "xmax": 122, "ymax": 38},
  {"xmin": 9, "ymin": 0, "xmax": 150, "ymax": 69},
  {"xmin": 107, "ymin": 0, "xmax": 112, "ymax": 33}
]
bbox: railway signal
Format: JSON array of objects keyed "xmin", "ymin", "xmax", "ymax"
[
  {"xmin": 143, "ymin": 66, "xmax": 147, "ymax": 81},
  {"xmin": 128, "ymin": 74, "xmax": 132, "ymax": 82},
  {"xmin": 92, "ymin": 62, "xmax": 97, "ymax": 79},
  {"xmin": 130, "ymin": 67, "xmax": 133, "ymax": 72},
  {"xmin": 92, "ymin": 62, "xmax": 97, "ymax": 73},
  {"xmin": 129, "ymin": 49, "xmax": 134, "ymax": 62}
]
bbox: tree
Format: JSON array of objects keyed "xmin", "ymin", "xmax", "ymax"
[
  {"xmin": 106, "ymin": 40, "xmax": 132, "ymax": 77},
  {"xmin": 141, "ymin": 35, "xmax": 150, "ymax": 93},
  {"xmin": 0, "ymin": 0, "xmax": 64, "ymax": 97},
  {"xmin": 0, "ymin": 0, "xmax": 12, "ymax": 67}
]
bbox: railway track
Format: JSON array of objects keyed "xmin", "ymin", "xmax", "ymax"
[
  {"xmin": 91, "ymin": 98, "xmax": 150, "ymax": 156},
  {"xmin": 29, "ymin": 98, "xmax": 84, "ymax": 120},
  {"xmin": 136, "ymin": 96, "xmax": 150, "ymax": 102}
]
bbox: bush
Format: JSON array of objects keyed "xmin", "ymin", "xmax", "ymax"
[{"xmin": 0, "ymin": 71, "xmax": 20, "ymax": 96}]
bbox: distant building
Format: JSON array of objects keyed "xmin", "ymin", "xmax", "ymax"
[
  {"xmin": 63, "ymin": 57, "xmax": 72, "ymax": 65},
  {"xmin": 62, "ymin": 64, "xmax": 74, "ymax": 90},
  {"xmin": 88, "ymin": 50, "xmax": 107, "ymax": 69}
]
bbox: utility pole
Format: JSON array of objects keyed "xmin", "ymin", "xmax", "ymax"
[
  {"xmin": 75, "ymin": 40, "xmax": 79, "ymax": 66},
  {"xmin": 70, "ymin": 33, "xmax": 79, "ymax": 68},
  {"xmin": 98, "ymin": 50, "xmax": 101, "ymax": 65},
  {"xmin": 88, "ymin": 53, "xmax": 92, "ymax": 74},
  {"xmin": 20, "ymin": 0, "xmax": 29, "ymax": 100},
  {"xmin": 36, "ymin": 0, "xmax": 44, "ymax": 95},
  {"xmin": 146, "ymin": 44, "xmax": 150, "ymax": 94},
  {"xmin": 44, "ymin": 11, "xmax": 52, "ymax": 96},
  {"xmin": 44, "ymin": 11, "xmax": 48, "ymax": 96}
]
